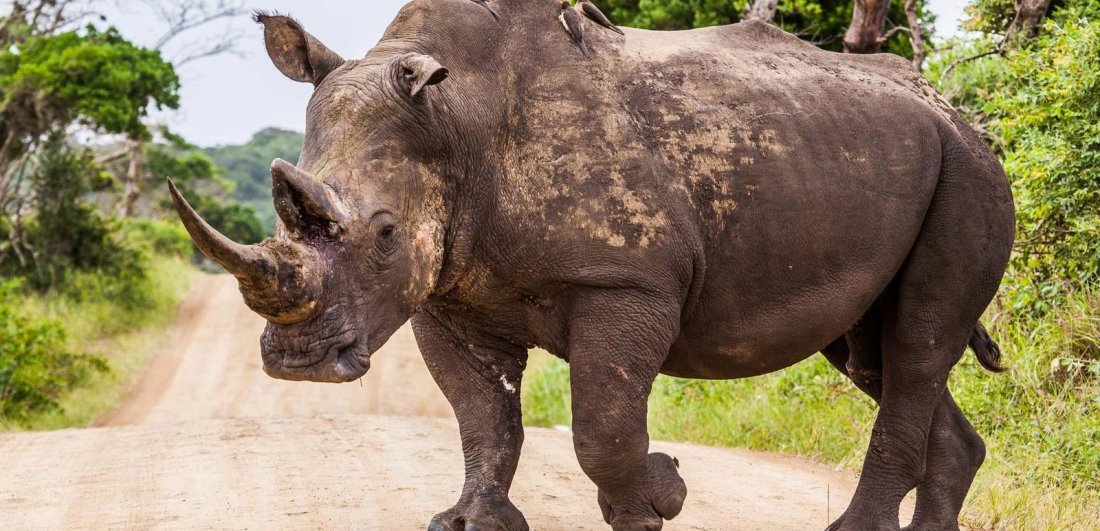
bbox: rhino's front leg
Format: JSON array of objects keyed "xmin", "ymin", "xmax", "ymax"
[
  {"xmin": 570, "ymin": 291, "xmax": 688, "ymax": 531},
  {"xmin": 411, "ymin": 310, "xmax": 528, "ymax": 531}
]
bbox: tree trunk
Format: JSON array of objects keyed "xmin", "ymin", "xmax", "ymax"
[
  {"xmin": 745, "ymin": 0, "xmax": 778, "ymax": 23},
  {"xmin": 843, "ymin": 0, "xmax": 891, "ymax": 54},
  {"xmin": 904, "ymin": 0, "xmax": 925, "ymax": 69},
  {"xmin": 1008, "ymin": 0, "xmax": 1052, "ymax": 40},
  {"xmin": 119, "ymin": 142, "xmax": 143, "ymax": 218}
]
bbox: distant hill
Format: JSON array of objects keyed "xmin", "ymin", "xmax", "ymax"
[{"xmin": 205, "ymin": 128, "xmax": 304, "ymax": 233}]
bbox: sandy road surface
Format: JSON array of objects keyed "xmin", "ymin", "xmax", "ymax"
[{"xmin": 1, "ymin": 274, "xmax": 908, "ymax": 530}]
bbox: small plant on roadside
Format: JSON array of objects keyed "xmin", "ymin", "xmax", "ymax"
[{"xmin": 0, "ymin": 279, "xmax": 107, "ymax": 423}]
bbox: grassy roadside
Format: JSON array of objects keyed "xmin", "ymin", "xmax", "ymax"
[
  {"xmin": 521, "ymin": 295, "xmax": 1100, "ymax": 530},
  {"xmin": 1, "ymin": 256, "xmax": 192, "ymax": 431}
]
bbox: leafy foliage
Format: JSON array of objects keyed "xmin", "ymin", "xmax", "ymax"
[
  {"xmin": 596, "ymin": 0, "xmax": 932, "ymax": 57},
  {"xmin": 143, "ymin": 139, "xmax": 266, "ymax": 246},
  {"xmin": 961, "ymin": 0, "xmax": 1018, "ymax": 35},
  {"xmin": 0, "ymin": 279, "xmax": 108, "ymax": 421},
  {"xmin": 0, "ymin": 25, "xmax": 179, "ymax": 141},
  {"xmin": 932, "ymin": 1, "xmax": 1100, "ymax": 311}
]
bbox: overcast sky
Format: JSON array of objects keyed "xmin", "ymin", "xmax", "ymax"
[{"xmin": 104, "ymin": 0, "xmax": 970, "ymax": 148}]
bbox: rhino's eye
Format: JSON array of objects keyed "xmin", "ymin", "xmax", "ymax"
[{"xmin": 377, "ymin": 225, "xmax": 397, "ymax": 251}]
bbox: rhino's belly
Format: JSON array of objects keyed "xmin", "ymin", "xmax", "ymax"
[
  {"xmin": 660, "ymin": 189, "xmax": 927, "ymax": 379},
  {"xmin": 662, "ymin": 281, "xmax": 872, "ymax": 379}
]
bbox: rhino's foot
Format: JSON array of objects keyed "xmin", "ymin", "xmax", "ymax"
[
  {"xmin": 427, "ymin": 497, "xmax": 528, "ymax": 531},
  {"xmin": 597, "ymin": 453, "xmax": 687, "ymax": 530},
  {"xmin": 602, "ymin": 514, "xmax": 664, "ymax": 531},
  {"xmin": 824, "ymin": 514, "xmax": 845, "ymax": 531},
  {"xmin": 825, "ymin": 512, "xmax": 903, "ymax": 531},
  {"xmin": 902, "ymin": 523, "xmax": 960, "ymax": 531}
]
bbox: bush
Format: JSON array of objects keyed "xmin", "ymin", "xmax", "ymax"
[
  {"xmin": 59, "ymin": 219, "xmax": 190, "ymax": 314},
  {"xmin": 0, "ymin": 279, "xmax": 107, "ymax": 422},
  {"xmin": 0, "ymin": 138, "xmax": 141, "ymax": 292},
  {"xmin": 931, "ymin": 3, "xmax": 1100, "ymax": 312},
  {"xmin": 117, "ymin": 218, "xmax": 191, "ymax": 258}
]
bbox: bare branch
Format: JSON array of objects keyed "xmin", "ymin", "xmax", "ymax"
[
  {"xmin": 903, "ymin": 0, "xmax": 925, "ymax": 69},
  {"xmin": 137, "ymin": 0, "xmax": 250, "ymax": 67},
  {"xmin": 941, "ymin": 48, "xmax": 1002, "ymax": 78},
  {"xmin": 882, "ymin": 25, "xmax": 911, "ymax": 39},
  {"xmin": 95, "ymin": 145, "xmax": 134, "ymax": 165},
  {"xmin": 170, "ymin": 30, "xmax": 247, "ymax": 67}
]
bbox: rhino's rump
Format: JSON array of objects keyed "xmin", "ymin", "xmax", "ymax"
[{"xmin": 604, "ymin": 23, "xmax": 949, "ymax": 377}]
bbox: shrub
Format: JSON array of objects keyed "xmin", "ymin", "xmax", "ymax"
[
  {"xmin": 0, "ymin": 138, "xmax": 141, "ymax": 292},
  {"xmin": 931, "ymin": 3, "xmax": 1100, "ymax": 312},
  {"xmin": 117, "ymin": 218, "xmax": 191, "ymax": 259},
  {"xmin": 0, "ymin": 279, "xmax": 107, "ymax": 422}
]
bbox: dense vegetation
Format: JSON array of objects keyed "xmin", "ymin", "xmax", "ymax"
[
  {"xmin": 598, "ymin": 0, "xmax": 931, "ymax": 57},
  {"xmin": 0, "ymin": 3, "xmax": 259, "ymax": 427},
  {"xmin": 524, "ymin": 1, "xmax": 1100, "ymax": 529},
  {"xmin": 205, "ymin": 127, "xmax": 304, "ymax": 233}
]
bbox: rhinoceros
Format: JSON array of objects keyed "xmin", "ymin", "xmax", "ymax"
[{"xmin": 168, "ymin": 0, "xmax": 1015, "ymax": 529}]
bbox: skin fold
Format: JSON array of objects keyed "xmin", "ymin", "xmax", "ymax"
[{"xmin": 172, "ymin": 1, "xmax": 1015, "ymax": 529}]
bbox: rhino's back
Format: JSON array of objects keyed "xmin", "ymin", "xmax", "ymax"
[{"xmin": 621, "ymin": 20, "xmax": 923, "ymax": 95}]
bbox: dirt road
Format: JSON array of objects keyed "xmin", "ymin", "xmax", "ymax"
[{"xmin": 1, "ymin": 275, "xmax": 907, "ymax": 529}]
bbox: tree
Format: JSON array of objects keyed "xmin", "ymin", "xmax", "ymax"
[
  {"xmin": 97, "ymin": 0, "xmax": 250, "ymax": 217},
  {"xmin": 140, "ymin": 0, "xmax": 249, "ymax": 68},
  {"xmin": 5, "ymin": 137, "xmax": 129, "ymax": 289},
  {"xmin": 0, "ymin": 24, "xmax": 180, "ymax": 261},
  {"xmin": 843, "ymin": 0, "xmax": 890, "ymax": 53},
  {"xmin": 0, "ymin": 25, "xmax": 179, "ymax": 159}
]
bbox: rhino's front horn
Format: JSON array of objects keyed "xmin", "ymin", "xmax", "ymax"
[
  {"xmin": 167, "ymin": 178, "xmax": 275, "ymax": 279},
  {"xmin": 168, "ymin": 178, "xmax": 322, "ymax": 325}
]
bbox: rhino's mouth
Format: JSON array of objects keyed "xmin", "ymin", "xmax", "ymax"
[{"xmin": 262, "ymin": 330, "xmax": 371, "ymax": 383}]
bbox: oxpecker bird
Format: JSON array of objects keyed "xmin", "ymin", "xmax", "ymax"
[
  {"xmin": 470, "ymin": 0, "xmax": 500, "ymax": 20},
  {"xmin": 576, "ymin": 0, "xmax": 623, "ymax": 35},
  {"xmin": 559, "ymin": 1, "xmax": 590, "ymax": 58}
]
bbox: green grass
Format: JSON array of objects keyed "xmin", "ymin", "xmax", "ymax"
[
  {"xmin": 521, "ymin": 293, "xmax": 1100, "ymax": 530},
  {"xmin": 1, "ymin": 255, "xmax": 192, "ymax": 431}
]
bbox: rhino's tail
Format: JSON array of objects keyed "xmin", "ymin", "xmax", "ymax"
[{"xmin": 968, "ymin": 323, "xmax": 1007, "ymax": 372}]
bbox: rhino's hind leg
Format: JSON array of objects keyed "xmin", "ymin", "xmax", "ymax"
[
  {"xmin": 902, "ymin": 391, "xmax": 984, "ymax": 531},
  {"xmin": 827, "ymin": 161, "xmax": 1008, "ymax": 531},
  {"xmin": 821, "ymin": 339, "xmax": 985, "ymax": 531},
  {"xmin": 569, "ymin": 290, "xmax": 685, "ymax": 530},
  {"xmin": 412, "ymin": 310, "xmax": 530, "ymax": 531}
]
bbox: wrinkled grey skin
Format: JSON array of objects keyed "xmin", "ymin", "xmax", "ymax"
[{"xmin": 171, "ymin": 1, "xmax": 1015, "ymax": 529}]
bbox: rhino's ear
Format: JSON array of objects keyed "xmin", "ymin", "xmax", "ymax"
[
  {"xmin": 399, "ymin": 54, "xmax": 449, "ymax": 98},
  {"xmin": 254, "ymin": 12, "xmax": 344, "ymax": 86}
]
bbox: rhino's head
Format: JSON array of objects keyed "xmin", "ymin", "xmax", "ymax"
[{"xmin": 171, "ymin": 13, "xmax": 458, "ymax": 382}]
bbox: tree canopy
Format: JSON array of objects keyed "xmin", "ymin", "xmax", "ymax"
[{"xmin": 0, "ymin": 26, "xmax": 179, "ymax": 142}]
